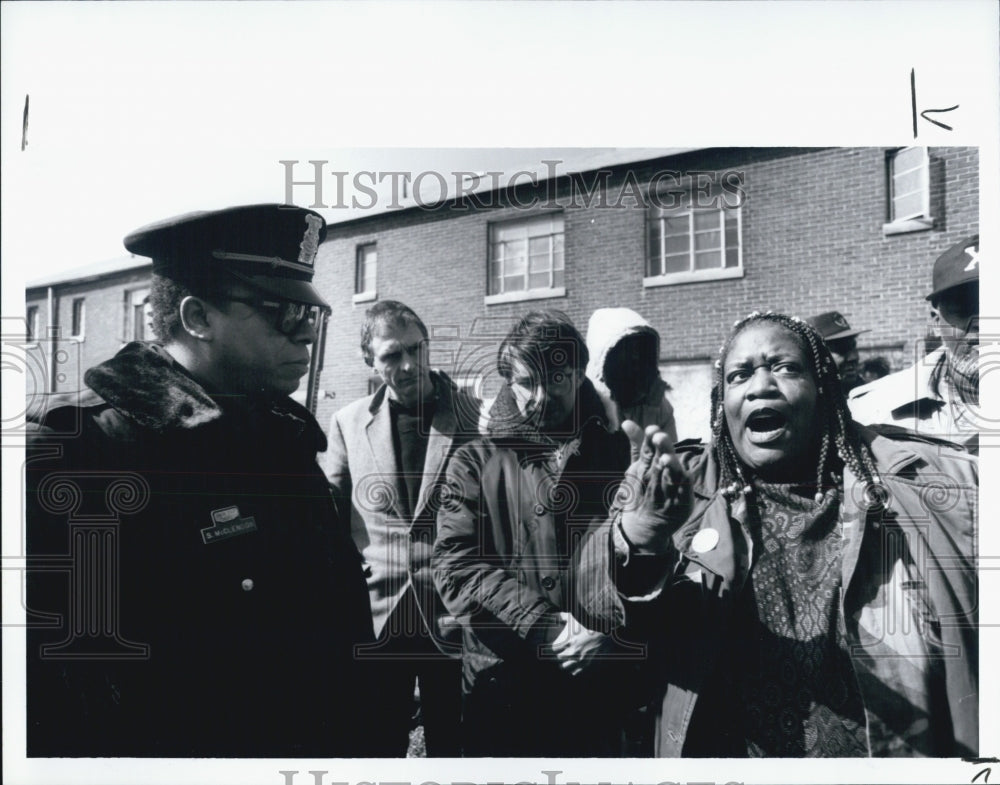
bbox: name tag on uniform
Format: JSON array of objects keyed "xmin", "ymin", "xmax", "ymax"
[{"xmin": 201, "ymin": 505, "xmax": 258, "ymax": 544}]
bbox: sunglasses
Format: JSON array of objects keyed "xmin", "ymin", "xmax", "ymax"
[{"xmin": 222, "ymin": 296, "xmax": 327, "ymax": 336}]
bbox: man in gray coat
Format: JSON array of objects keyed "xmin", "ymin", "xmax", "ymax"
[{"xmin": 324, "ymin": 300, "xmax": 480, "ymax": 756}]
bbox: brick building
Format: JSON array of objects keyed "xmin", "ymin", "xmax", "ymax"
[
  {"xmin": 313, "ymin": 146, "xmax": 979, "ymax": 440},
  {"xmin": 25, "ymin": 147, "xmax": 979, "ymax": 441},
  {"xmin": 25, "ymin": 257, "xmax": 153, "ymax": 399}
]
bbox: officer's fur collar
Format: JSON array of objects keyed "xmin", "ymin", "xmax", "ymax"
[{"xmin": 84, "ymin": 342, "xmax": 222, "ymax": 431}]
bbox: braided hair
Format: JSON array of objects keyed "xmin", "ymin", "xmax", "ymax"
[{"xmin": 710, "ymin": 311, "xmax": 881, "ymax": 502}]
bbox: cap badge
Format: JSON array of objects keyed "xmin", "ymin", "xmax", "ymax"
[
  {"xmin": 963, "ymin": 245, "xmax": 980, "ymax": 272},
  {"xmin": 298, "ymin": 214, "xmax": 323, "ymax": 265},
  {"xmin": 833, "ymin": 313, "xmax": 848, "ymax": 329}
]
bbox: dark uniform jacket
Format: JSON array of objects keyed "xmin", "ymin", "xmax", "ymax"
[
  {"xmin": 25, "ymin": 342, "xmax": 374, "ymax": 757},
  {"xmin": 432, "ymin": 380, "xmax": 634, "ymax": 756}
]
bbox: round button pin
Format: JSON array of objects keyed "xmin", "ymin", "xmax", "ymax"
[
  {"xmin": 241, "ymin": 578, "xmax": 254, "ymax": 591},
  {"xmin": 540, "ymin": 576, "xmax": 557, "ymax": 590},
  {"xmin": 691, "ymin": 528, "xmax": 720, "ymax": 554}
]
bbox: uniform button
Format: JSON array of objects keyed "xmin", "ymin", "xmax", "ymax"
[
  {"xmin": 534, "ymin": 504, "xmax": 546, "ymax": 516},
  {"xmin": 241, "ymin": 578, "xmax": 254, "ymax": 591},
  {"xmin": 540, "ymin": 576, "xmax": 557, "ymax": 590},
  {"xmin": 691, "ymin": 528, "xmax": 720, "ymax": 554}
]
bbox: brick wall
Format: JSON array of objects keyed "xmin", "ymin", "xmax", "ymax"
[
  {"xmin": 26, "ymin": 268, "xmax": 152, "ymax": 394},
  {"xmin": 313, "ymin": 146, "xmax": 979, "ymax": 430}
]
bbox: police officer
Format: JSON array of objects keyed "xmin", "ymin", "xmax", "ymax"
[
  {"xmin": 805, "ymin": 311, "xmax": 870, "ymax": 393},
  {"xmin": 25, "ymin": 204, "xmax": 374, "ymax": 757},
  {"xmin": 850, "ymin": 234, "xmax": 980, "ymax": 453}
]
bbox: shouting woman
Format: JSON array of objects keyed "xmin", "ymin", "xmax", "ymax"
[{"xmin": 578, "ymin": 311, "xmax": 978, "ymax": 758}]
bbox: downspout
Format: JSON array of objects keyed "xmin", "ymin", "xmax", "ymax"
[
  {"xmin": 305, "ymin": 311, "xmax": 329, "ymax": 415},
  {"xmin": 47, "ymin": 286, "xmax": 56, "ymax": 393}
]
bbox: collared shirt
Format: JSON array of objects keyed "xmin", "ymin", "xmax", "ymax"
[{"xmin": 848, "ymin": 347, "xmax": 978, "ymax": 453}]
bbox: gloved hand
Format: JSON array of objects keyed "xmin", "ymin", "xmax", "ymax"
[{"xmin": 615, "ymin": 421, "xmax": 692, "ymax": 554}]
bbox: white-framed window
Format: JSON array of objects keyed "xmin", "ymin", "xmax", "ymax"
[
  {"xmin": 70, "ymin": 298, "xmax": 86, "ymax": 338},
  {"xmin": 884, "ymin": 146, "xmax": 933, "ymax": 235},
  {"xmin": 645, "ymin": 205, "xmax": 742, "ymax": 287},
  {"xmin": 124, "ymin": 287, "xmax": 151, "ymax": 342},
  {"xmin": 26, "ymin": 305, "xmax": 40, "ymax": 343},
  {"xmin": 486, "ymin": 213, "xmax": 565, "ymax": 304},
  {"xmin": 353, "ymin": 243, "xmax": 377, "ymax": 304}
]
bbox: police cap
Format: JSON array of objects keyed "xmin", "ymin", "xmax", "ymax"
[{"xmin": 124, "ymin": 204, "xmax": 329, "ymax": 308}]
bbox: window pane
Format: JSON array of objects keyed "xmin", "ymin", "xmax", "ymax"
[
  {"xmin": 356, "ymin": 244, "xmax": 376, "ymax": 293},
  {"xmin": 694, "ymin": 250, "xmax": 721, "ymax": 270},
  {"xmin": 662, "ymin": 215, "xmax": 689, "ymax": 236},
  {"xmin": 529, "ymin": 271, "xmax": 550, "ymax": 289},
  {"xmin": 663, "ymin": 234, "xmax": 688, "ymax": 255},
  {"xmin": 646, "ymin": 253, "xmax": 661, "ymax": 277},
  {"xmin": 693, "ymin": 211, "xmax": 719, "ymax": 231},
  {"xmin": 489, "ymin": 265, "xmax": 502, "ymax": 294},
  {"xmin": 694, "ymin": 230, "xmax": 721, "ymax": 251},
  {"xmin": 893, "ymin": 146, "xmax": 924, "ymax": 173},
  {"xmin": 725, "ymin": 245, "xmax": 739, "ymax": 268},
  {"xmin": 725, "ymin": 214, "xmax": 739, "ymax": 244},
  {"xmin": 528, "ymin": 236, "xmax": 549, "ymax": 256},
  {"xmin": 504, "ymin": 249, "xmax": 526, "ymax": 275},
  {"xmin": 529, "ymin": 253, "xmax": 551, "ymax": 274},
  {"xmin": 894, "ymin": 191, "xmax": 924, "ymax": 220},
  {"xmin": 552, "ymin": 268, "xmax": 564, "ymax": 288},
  {"xmin": 553, "ymin": 249, "xmax": 564, "ymax": 271},
  {"xmin": 492, "ymin": 223, "xmax": 520, "ymax": 243},
  {"xmin": 526, "ymin": 219, "xmax": 557, "ymax": 239},
  {"xmin": 648, "ymin": 218, "xmax": 661, "ymax": 247},
  {"xmin": 134, "ymin": 304, "xmax": 145, "ymax": 340},
  {"xmin": 893, "ymin": 167, "xmax": 925, "ymax": 199},
  {"xmin": 503, "ymin": 274, "xmax": 525, "ymax": 292},
  {"xmin": 72, "ymin": 300, "xmax": 84, "ymax": 335},
  {"xmin": 663, "ymin": 253, "xmax": 689, "ymax": 274}
]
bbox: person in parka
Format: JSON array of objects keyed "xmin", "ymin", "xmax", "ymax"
[
  {"xmin": 578, "ymin": 311, "xmax": 977, "ymax": 757},
  {"xmin": 24, "ymin": 205, "xmax": 375, "ymax": 757},
  {"xmin": 432, "ymin": 310, "xmax": 635, "ymax": 757},
  {"xmin": 585, "ymin": 307, "xmax": 678, "ymax": 445}
]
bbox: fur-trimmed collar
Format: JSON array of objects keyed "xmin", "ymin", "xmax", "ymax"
[
  {"xmin": 84, "ymin": 343, "xmax": 221, "ymax": 431},
  {"xmin": 486, "ymin": 376, "xmax": 610, "ymax": 445},
  {"xmin": 83, "ymin": 343, "xmax": 326, "ymax": 451}
]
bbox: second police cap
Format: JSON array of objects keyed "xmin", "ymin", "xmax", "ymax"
[
  {"xmin": 124, "ymin": 204, "xmax": 329, "ymax": 308},
  {"xmin": 927, "ymin": 234, "xmax": 980, "ymax": 301},
  {"xmin": 806, "ymin": 311, "xmax": 870, "ymax": 341}
]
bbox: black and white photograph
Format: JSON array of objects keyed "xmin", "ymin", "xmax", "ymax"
[{"xmin": 3, "ymin": 2, "xmax": 998, "ymax": 785}]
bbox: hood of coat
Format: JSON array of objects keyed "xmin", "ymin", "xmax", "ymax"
[{"xmin": 585, "ymin": 307, "xmax": 662, "ymax": 427}]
